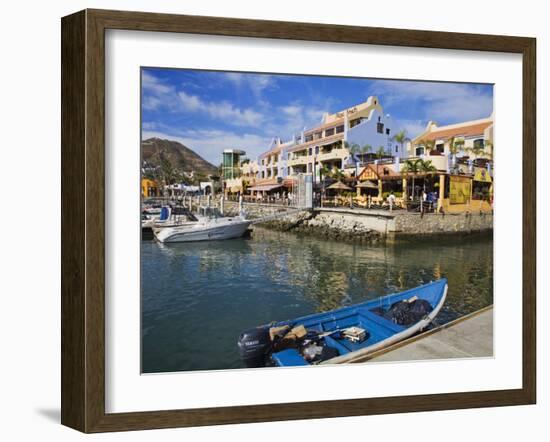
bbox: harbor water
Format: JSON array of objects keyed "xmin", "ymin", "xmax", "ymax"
[{"xmin": 141, "ymin": 228, "xmax": 493, "ymax": 373}]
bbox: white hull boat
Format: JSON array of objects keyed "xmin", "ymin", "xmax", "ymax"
[{"xmin": 154, "ymin": 216, "xmax": 252, "ymax": 243}]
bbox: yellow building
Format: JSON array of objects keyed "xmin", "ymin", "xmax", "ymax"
[{"xmin": 141, "ymin": 178, "xmax": 160, "ymax": 198}]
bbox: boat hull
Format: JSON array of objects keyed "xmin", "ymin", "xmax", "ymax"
[{"xmin": 155, "ymin": 219, "xmax": 252, "ymax": 243}]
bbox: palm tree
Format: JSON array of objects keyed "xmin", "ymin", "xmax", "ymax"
[
  {"xmin": 401, "ymin": 158, "xmax": 422, "ymax": 200},
  {"xmin": 392, "ymin": 130, "xmax": 408, "ymax": 156},
  {"xmin": 375, "ymin": 146, "xmax": 386, "ymax": 160},
  {"xmin": 448, "ymin": 137, "xmax": 464, "ymax": 174},
  {"xmin": 361, "ymin": 143, "xmax": 373, "ymax": 157},
  {"xmin": 467, "ymin": 144, "xmax": 485, "ymax": 159},
  {"xmin": 158, "ymin": 150, "xmax": 177, "ymax": 195},
  {"xmin": 344, "ymin": 141, "xmax": 361, "ymax": 178},
  {"xmin": 418, "ymin": 139, "xmax": 435, "ymax": 155},
  {"xmin": 418, "ymin": 159, "xmax": 437, "ymax": 192},
  {"xmin": 331, "ymin": 166, "xmax": 345, "ymax": 182},
  {"xmin": 345, "ymin": 141, "xmax": 361, "ymax": 157},
  {"xmin": 484, "ymin": 139, "xmax": 494, "ymax": 159},
  {"xmin": 449, "ymin": 137, "xmax": 465, "ymax": 155},
  {"xmin": 319, "ymin": 164, "xmax": 331, "ymax": 183}
]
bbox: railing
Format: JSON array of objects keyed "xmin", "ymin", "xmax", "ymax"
[
  {"xmin": 225, "ymin": 194, "xmax": 294, "ymax": 206},
  {"xmin": 317, "ymin": 150, "xmax": 347, "ymax": 162},
  {"xmin": 288, "ymin": 157, "xmax": 308, "ymax": 166}
]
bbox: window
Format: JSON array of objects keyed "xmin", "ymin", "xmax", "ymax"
[
  {"xmin": 436, "ymin": 143, "xmax": 444, "ymax": 153},
  {"xmin": 377, "ymin": 122, "xmax": 384, "ymax": 134},
  {"xmin": 395, "ymin": 145, "xmax": 399, "ymax": 153},
  {"xmin": 261, "ymin": 171, "xmax": 265, "ymax": 178},
  {"xmin": 474, "ymin": 139, "xmax": 485, "ymax": 149},
  {"xmin": 308, "ymin": 147, "xmax": 312, "ymax": 156},
  {"xmin": 336, "ymin": 125, "xmax": 344, "ymax": 134},
  {"xmin": 349, "ymin": 119, "xmax": 360, "ymax": 128},
  {"xmin": 415, "ymin": 147, "xmax": 425, "ymax": 156},
  {"xmin": 315, "ymin": 146, "xmax": 319, "ymax": 155},
  {"xmin": 386, "ymin": 128, "xmax": 391, "ymax": 135},
  {"xmin": 325, "ymin": 127, "xmax": 335, "ymax": 136},
  {"xmin": 314, "ymin": 131, "xmax": 322, "ymax": 140},
  {"xmin": 304, "ymin": 134, "xmax": 313, "ymax": 142}
]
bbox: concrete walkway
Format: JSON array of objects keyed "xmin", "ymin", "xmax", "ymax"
[{"xmin": 367, "ymin": 307, "xmax": 493, "ymax": 362}]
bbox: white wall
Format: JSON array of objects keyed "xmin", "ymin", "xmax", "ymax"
[
  {"xmin": 0, "ymin": 1, "xmax": 547, "ymax": 441},
  {"xmin": 346, "ymin": 108, "xmax": 394, "ymax": 154}
]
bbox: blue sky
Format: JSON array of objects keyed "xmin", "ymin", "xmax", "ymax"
[{"xmin": 141, "ymin": 68, "xmax": 493, "ymax": 165}]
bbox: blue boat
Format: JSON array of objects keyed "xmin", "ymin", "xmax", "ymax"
[{"xmin": 237, "ymin": 278, "xmax": 448, "ymax": 367}]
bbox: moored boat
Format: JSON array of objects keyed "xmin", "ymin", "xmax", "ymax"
[
  {"xmin": 154, "ymin": 215, "xmax": 252, "ymax": 243},
  {"xmin": 237, "ymin": 278, "xmax": 448, "ymax": 367}
]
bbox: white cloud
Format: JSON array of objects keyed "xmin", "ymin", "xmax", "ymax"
[
  {"xmin": 177, "ymin": 90, "xmax": 264, "ymax": 126},
  {"xmin": 369, "ymin": 80, "xmax": 493, "ymax": 124},
  {"xmin": 223, "ymin": 72, "xmax": 276, "ymax": 97},
  {"xmin": 142, "ymin": 72, "xmax": 265, "ymax": 127},
  {"xmin": 391, "ymin": 119, "xmax": 428, "ymax": 139},
  {"xmin": 178, "ymin": 90, "xmax": 202, "ymax": 111},
  {"xmin": 142, "ymin": 71, "xmax": 174, "ymax": 95},
  {"xmin": 280, "ymin": 105, "xmax": 302, "ymax": 117}
]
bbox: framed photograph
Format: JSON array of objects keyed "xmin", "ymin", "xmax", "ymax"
[{"xmin": 61, "ymin": 9, "xmax": 536, "ymax": 433}]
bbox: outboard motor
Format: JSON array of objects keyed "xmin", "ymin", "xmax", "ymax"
[{"xmin": 237, "ymin": 326, "xmax": 272, "ymax": 368}]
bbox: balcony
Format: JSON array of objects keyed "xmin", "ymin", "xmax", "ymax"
[
  {"xmin": 288, "ymin": 156, "xmax": 309, "ymax": 166},
  {"xmin": 317, "ymin": 148, "xmax": 348, "ymax": 162}
]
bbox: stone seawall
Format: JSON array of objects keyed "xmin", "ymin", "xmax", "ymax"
[
  {"xmin": 221, "ymin": 201, "xmax": 493, "ymax": 242},
  {"xmin": 391, "ymin": 211, "xmax": 493, "ymax": 235}
]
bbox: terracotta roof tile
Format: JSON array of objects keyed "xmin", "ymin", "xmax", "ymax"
[{"xmin": 417, "ymin": 121, "xmax": 493, "ymax": 143}]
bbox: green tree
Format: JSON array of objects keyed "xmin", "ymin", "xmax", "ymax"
[
  {"xmin": 320, "ymin": 164, "xmax": 331, "ymax": 182},
  {"xmin": 448, "ymin": 137, "xmax": 465, "ymax": 174},
  {"xmin": 449, "ymin": 137, "xmax": 465, "ymax": 155},
  {"xmin": 344, "ymin": 141, "xmax": 361, "ymax": 156},
  {"xmin": 344, "ymin": 141, "xmax": 362, "ymax": 177},
  {"xmin": 418, "ymin": 159, "xmax": 437, "ymax": 192},
  {"xmin": 392, "ymin": 130, "xmax": 408, "ymax": 155},
  {"xmin": 401, "ymin": 158, "xmax": 422, "ymax": 200},
  {"xmin": 376, "ymin": 146, "xmax": 386, "ymax": 160},
  {"xmin": 331, "ymin": 166, "xmax": 345, "ymax": 182},
  {"xmin": 361, "ymin": 144, "xmax": 373, "ymax": 160},
  {"xmin": 483, "ymin": 139, "xmax": 494, "ymax": 160},
  {"xmin": 418, "ymin": 139, "xmax": 435, "ymax": 155},
  {"xmin": 158, "ymin": 150, "xmax": 177, "ymax": 192}
]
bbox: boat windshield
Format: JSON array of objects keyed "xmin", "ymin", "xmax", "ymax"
[
  {"xmin": 198, "ymin": 206, "xmax": 223, "ymax": 219},
  {"xmin": 171, "ymin": 206, "xmax": 199, "ymax": 222}
]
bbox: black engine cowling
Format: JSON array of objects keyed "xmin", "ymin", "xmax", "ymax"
[{"xmin": 237, "ymin": 326, "xmax": 272, "ymax": 368}]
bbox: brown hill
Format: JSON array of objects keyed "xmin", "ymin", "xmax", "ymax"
[{"xmin": 141, "ymin": 137, "xmax": 218, "ymax": 176}]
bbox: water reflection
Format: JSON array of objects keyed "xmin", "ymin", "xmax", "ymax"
[{"xmin": 142, "ymin": 228, "xmax": 493, "ymax": 373}]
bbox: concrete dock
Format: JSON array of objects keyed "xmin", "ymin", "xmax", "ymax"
[{"xmin": 355, "ymin": 306, "xmax": 493, "ymax": 363}]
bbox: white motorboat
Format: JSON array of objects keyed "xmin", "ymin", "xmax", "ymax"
[
  {"xmin": 151, "ymin": 206, "xmax": 201, "ymax": 228},
  {"xmin": 154, "ymin": 215, "xmax": 252, "ymax": 243}
]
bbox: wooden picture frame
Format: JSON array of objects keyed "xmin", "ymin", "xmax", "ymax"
[{"xmin": 61, "ymin": 9, "xmax": 536, "ymax": 433}]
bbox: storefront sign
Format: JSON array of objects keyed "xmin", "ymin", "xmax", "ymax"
[{"xmin": 449, "ymin": 175, "xmax": 471, "ymax": 204}]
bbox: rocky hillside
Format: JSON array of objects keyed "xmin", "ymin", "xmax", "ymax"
[{"xmin": 141, "ymin": 137, "xmax": 218, "ymax": 176}]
